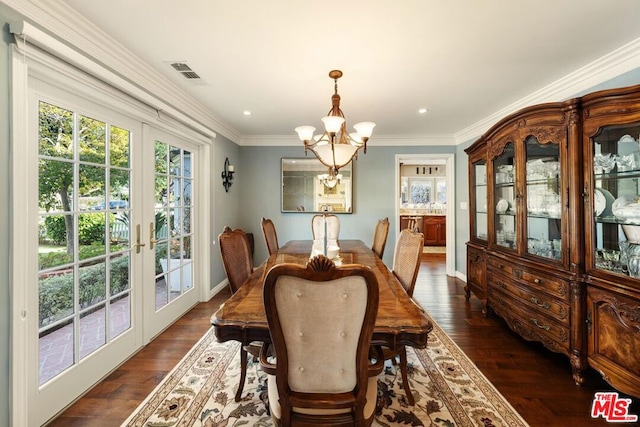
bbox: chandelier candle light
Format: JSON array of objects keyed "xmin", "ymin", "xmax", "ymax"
[{"xmin": 295, "ymin": 70, "xmax": 375, "ymax": 184}]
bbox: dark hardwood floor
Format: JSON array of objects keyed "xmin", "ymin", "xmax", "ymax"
[{"xmin": 48, "ymin": 254, "xmax": 637, "ymax": 426}]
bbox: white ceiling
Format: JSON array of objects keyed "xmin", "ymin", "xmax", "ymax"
[{"xmin": 60, "ymin": 0, "xmax": 640, "ymax": 143}]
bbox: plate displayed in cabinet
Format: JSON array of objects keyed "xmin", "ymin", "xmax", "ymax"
[
  {"xmin": 496, "ymin": 198, "xmax": 509, "ymax": 214},
  {"xmin": 594, "ymin": 188, "xmax": 614, "ymax": 217},
  {"xmin": 613, "ymin": 196, "xmax": 640, "ymax": 223}
]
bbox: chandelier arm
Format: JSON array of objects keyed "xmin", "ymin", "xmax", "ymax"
[{"xmin": 331, "ymin": 135, "xmax": 338, "ymax": 174}]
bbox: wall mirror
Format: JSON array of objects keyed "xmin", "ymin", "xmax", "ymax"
[{"xmin": 281, "ymin": 158, "xmax": 353, "ymax": 213}]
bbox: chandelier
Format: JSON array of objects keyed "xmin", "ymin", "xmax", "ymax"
[
  {"xmin": 295, "ymin": 70, "xmax": 375, "ymax": 179},
  {"xmin": 317, "ymin": 172, "xmax": 343, "ymax": 189}
]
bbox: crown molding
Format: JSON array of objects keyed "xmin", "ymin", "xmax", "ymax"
[
  {"xmin": 455, "ymin": 36, "xmax": 640, "ymax": 144},
  {"xmin": 3, "ymin": 0, "xmax": 241, "ymax": 142},
  {"xmin": 240, "ymin": 134, "xmax": 457, "ymax": 147}
]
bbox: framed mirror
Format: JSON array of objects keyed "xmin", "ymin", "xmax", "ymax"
[{"xmin": 281, "ymin": 158, "xmax": 353, "ymax": 213}]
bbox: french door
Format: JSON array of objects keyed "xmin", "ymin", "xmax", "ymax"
[
  {"xmin": 19, "ymin": 72, "xmax": 204, "ymax": 425},
  {"xmin": 142, "ymin": 125, "xmax": 200, "ymax": 339}
]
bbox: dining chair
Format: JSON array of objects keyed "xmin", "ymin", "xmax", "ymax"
[
  {"xmin": 312, "ymin": 214, "xmax": 340, "ymax": 244},
  {"xmin": 371, "ymin": 217, "xmax": 390, "ymax": 259},
  {"xmin": 386, "ymin": 228, "xmax": 424, "ymax": 405},
  {"xmin": 217, "ymin": 226, "xmax": 262, "ymax": 402},
  {"xmin": 259, "ymin": 255, "xmax": 384, "ymax": 427},
  {"xmin": 261, "ymin": 217, "xmax": 279, "ymax": 256}
]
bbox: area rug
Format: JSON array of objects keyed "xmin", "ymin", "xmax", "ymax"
[{"xmin": 122, "ymin": 319, "xmax": 529, "ymax": 427}]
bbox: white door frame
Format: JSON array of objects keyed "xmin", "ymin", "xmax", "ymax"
[
  {"xmin": 10, "ymin": 43, "xmax": 213, "ymax": 426},
  {"xmin": 395, "ymin": 153, "xmax": 455, "ymax": 276}
]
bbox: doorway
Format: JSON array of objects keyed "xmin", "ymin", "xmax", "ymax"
[{"xmin": 395, "ymin": 154, "xmax": 455, "ymax": 276}]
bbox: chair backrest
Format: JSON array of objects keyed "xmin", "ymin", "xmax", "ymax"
[
  {"xmin": 392, "ymin": 228, "xmax": 424, "ymax": 297},
  {"xmin": 371, "ymin": 217, "xmax": 390, "ymax": 259},
  {"xmin": 263, "ymin": 256, "xmax": 379, "ymax": 424},
  {"xmin": 218, "ymin": 226, "xmax": 253, "ymax": 294},
  {"xmin": 312, "ymin": 214, "xmax": 340, "ymax": 241},
  {"xmin": 261, "ymin": 217, "xmax": 279, "ymax": 256}
]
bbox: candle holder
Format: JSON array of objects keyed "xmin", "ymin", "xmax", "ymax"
[
  {"xmin": 323, "ymin": 213, "xmax": 328, "ymax": 256},
  {"xmin": 221, "ymin": 157, "xmax": 235, "ymax": 192}
]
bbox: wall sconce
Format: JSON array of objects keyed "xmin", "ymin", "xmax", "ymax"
[{"xmin": 221, "ymin": 157, "xmax": 235, "ymax": 192}]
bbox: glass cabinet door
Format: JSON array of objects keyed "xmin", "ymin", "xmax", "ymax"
[
  {"xmin": 592, "ymin": 124, "xmax": 640, "ymax": 277},
  {"xmin": 473, "ymin": 160, "xmax": 488, "ymax": 240},
  {"xmin": 525, "ymin": 136, "xmax": 562, "ymax": 261},
  {"xmin": 493, "ymin": 142, "xmax": 516, "ymax": 249}
]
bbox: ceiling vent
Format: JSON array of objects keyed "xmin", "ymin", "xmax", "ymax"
[{"xmin": 168, "ymin": 61, "xmax": 201, "ymax": 80}]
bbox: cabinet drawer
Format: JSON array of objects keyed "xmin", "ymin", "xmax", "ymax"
[
  {"xmin": 488, "ymin": 272, "xmax": 569, "ymax": 325},
  {"xmin": 487, "ymin": 257, "xmax": 569, "ymax": 302},
  {"xmin": 487, "ymin": 257, "xmax": 515, "ymax": 276},
  {"xmin": 489, "ymin": 286, "xmax": 570, "ymax": 354},
  {"xmin": 423, "ymin": 216, "xmax": 445, "ymax": 224},
  {"xmin": 519, "ymin": 269, "xmax": 569, "ymax": 301}
]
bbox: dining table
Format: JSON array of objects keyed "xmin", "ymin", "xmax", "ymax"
[{"xmin": 211, "ymin": 239, "xmax": 433, "ymax": 350}]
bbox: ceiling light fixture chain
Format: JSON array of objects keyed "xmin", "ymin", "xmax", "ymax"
[{"xmin": 295, "ymin": 70, "xmax": 375, "ymax": 185}]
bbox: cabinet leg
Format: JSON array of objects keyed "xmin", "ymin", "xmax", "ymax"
[
  {"xmin": 570, "ymin": 352, "xmax": 586, "ymax": 387},
  {"xmin": 464, "ymin": 285, "xmax": 470, "ymax": 300}
]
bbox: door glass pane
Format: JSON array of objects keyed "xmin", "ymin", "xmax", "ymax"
[
  {"xmin": 525, "ymin": 136, "xmax": 562, "ymax": 260},
  {"xmin": 593, "ymin": 124, "xmax": 640, "ymax": 276},
  {"xmin": 474, "ymin": 161, "xmax": 488, "ymax": 240},
  {"xmin": 109, "ymin": 253, "xmax": 131, "ymax": 337},
  {"xmin": 493, "ymin": 142, "xmax": 516, "ymax": 249},
  {"xmin": 79, "ymin": 303, "xmax": 106, "ymax": 359},
  {"xmin": 154, "ymin": 142, "xmax": 194, "ymax": 308},
  {"xmin": 37, "ymin": 101, "xmax": 132, "ymax": 385}
]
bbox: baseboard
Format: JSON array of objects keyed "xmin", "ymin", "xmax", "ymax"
[{"xmin": 208, "ymin": 279, "xmax": 228, "ymax": 300}]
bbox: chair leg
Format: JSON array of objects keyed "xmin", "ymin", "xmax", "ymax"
[
  {"xmin": 235, "ymin": 346, "xmax": 248, "ymax": 402},
  {"xmin": 399, "ymin": 346, "xmax": 415, "ymax": 405}
]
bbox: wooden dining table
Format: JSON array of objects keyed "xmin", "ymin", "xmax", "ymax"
[{"xmin": 211, "ymin": 239, "xmax": 433, "ymax": 350}]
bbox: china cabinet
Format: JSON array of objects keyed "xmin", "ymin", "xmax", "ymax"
[
  {"xmin": 466, "ymin": 98, "xmax": 586, "ymax": 385},
  {"xmin": 582, "ymin": 85, "xmax": 640, "ymax": 398},
  {"xmin": 466, "ymin": 83, "xmax": 640, "ymax": 398}
]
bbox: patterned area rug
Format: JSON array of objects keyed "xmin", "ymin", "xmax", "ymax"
[{"xmin": 122, "ymin": 318, "xmax": 529, "ymax": 427}]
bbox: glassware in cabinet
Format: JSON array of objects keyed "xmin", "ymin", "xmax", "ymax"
[
  {"xmin": 493, "ymin": 142, "xmax": 516, "ymax": 249},
  {"xmin": 592, "ymin": 124, "xmax": 640, "ymax": 276},
  {"xmin": 473, "ymin": 160, "xmax": 488, "ymax": 240},
  {"xmin": 524, "ymin": 135, "xmax": 562, "ymax": 261}
]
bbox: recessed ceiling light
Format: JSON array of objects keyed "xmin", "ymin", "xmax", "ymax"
[
  {"xmin": 418, "ymin": 108, "xmax": 429, "ymax": 114},
  {"xmin": 243, "ymin": 110, "xmax": 252, "ymax": 116}
]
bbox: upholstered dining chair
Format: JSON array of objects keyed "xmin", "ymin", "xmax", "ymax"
[
  {"xmin": 261, "ymin": 217, "xmax": 279, "ymax": 256},
  {"xmin": 312, "ymin": 214, "xmax": 340, "ymax": 245},
  {"xmin": 386, "ymin": 228, "xmax": 424, "ymax": 405},
  {"xmin": 217, "ymin": 226, "xmax": 262, "ymax": 402},
  {"xmin": 371, "ymin": 217, "xmax": 390, "ymax": 259},
  {"xmin": 259, "ymin": 255, "xmax": 384, "ymax": 427}
]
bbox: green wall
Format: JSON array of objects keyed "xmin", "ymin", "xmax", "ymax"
[
  {"xmin": 211, "ymin": 134, "xmax": 242, "ymax": 287},
  {"xmin": 237, "ymin": 145, "xmax": 457, "ymax": 268}
]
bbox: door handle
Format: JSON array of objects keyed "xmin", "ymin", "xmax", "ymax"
[
  {"xmin": 149, "ymin": 222, "xmax": 158, "ymax": 250},
  {"xmin": 134, "ymin": 224, "xmax": 146, "ymax": 254}
]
